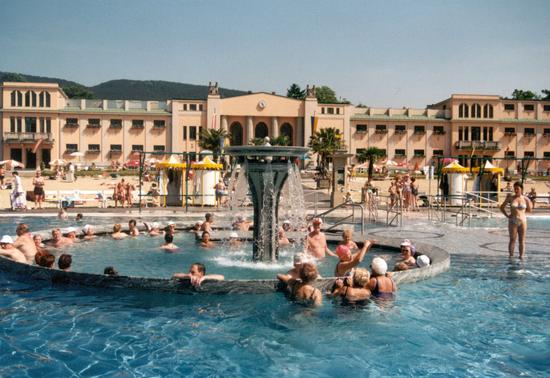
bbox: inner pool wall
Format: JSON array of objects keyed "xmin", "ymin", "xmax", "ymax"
[{"xmin": 0, "ymin": 226, "xmax": 450, "ymax": 295}]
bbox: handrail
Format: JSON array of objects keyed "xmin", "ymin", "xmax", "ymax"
[{"xmin": 306, "ymin": 199, "xmax": 365, "ymax": 235}]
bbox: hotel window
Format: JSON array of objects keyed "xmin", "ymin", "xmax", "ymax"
[
  {"xmin": 189, "ymin": 126, "xmax": 197, "ymax": 140},
  {"xmin": 153, "ymin": 120, "xmax": 166, "ymax": 128},
  {"xmin": 39, "ymin": 118, "xmax": 51, "ymax": 133},
  {"xmin": 131, "ymin": 145, "xmax": 144, "ymax": 152},
  {"xmin": 544, "ymin": 152, "xmax": 550, "ymax": 158},
  {"xmin": 321, "ymin": 107, "xmax": 325, "ymax": 114},
  {"xmin": 544, "ymin": 105, "xmax": 550, "ymax": 112},
  {"xmin": 471, "ymin": 126, "xmax": 481, "ymax": 141},
  {"xmin": 189, "ymin": 104, "xmax": 197, "ymax": 111},
  {"xmin": 39, "ymin": 91, "xmax": 51, "ymax": 107},
  {"xmin": 153, "ymin": 145, "xmax": 165, "ymax": 153},
  {"xmin": 433, "ymin": 126, "xmax": 445, "ymax": 134},
  {"xmin": 66, "ymin": 144, "xmax": 78, "ymax": 152},
  {"xmin": 11, "ymin": 90, "xmax": 23, "ymax": 106},
  {"xmin": 414, "ymin": 149, "xmax": 425, "ymax": 157},
  {"xmin": 132, "ymin": 120, "xmax": 144, "ymax": 128},
  {"xmin": 25, "ymin": 117, "xmax": 37, "ymax": 133},
  {"xmin": 433, "ymin": 149, "xmax": 444, "ymax": 156},
  {"xmin": 198, "ymin": 126, "xmax": 203, "ymax": 140},
  {"xmin": 523, "ymin": 151, "xmax": 534, "ymax": 158},
  {"xmin": 395, "ymin": 125, "xmax": 406, "ymax": 134},
  {"xmin": 110, "ymin": 144, "xmax": 122, "ymax": 152},
  {"xmin": 504, "ymin": 104, "xmax": 515, "ymax": 111},
  {"xmin": 25, "ymin": 91, "xmax": 31, "ymax": 106},
  {"xmin": 199, "ymin": 104, "xmax": 204, "ymax": 111},
  {"xmin": 458, "ymin": 103, "xmax": 469, "ymax": 118},
  {"xmin": 327, "ymin": 107, "xmax": 335, "ymax": 115},
  {"xmin": 458, "ymin": 126, "xmax": 469, "ymax": 141},
  {"xmin": 110, "ymin": 119, "xmax": 122, "ymax": 128},
  {"xmin": 524, "ymin": 104, "xmax": 535, "ymax": 111},
  {"xmin": 88, "ymin": 119, "xmax": 101, "ymax": 128},
  {"xmin": 504, "ymin": 127, "xmax": 516, "ymax": 136},
  {"xmin": 413, "ymin": 125, "xmax": 425, "ymax": 134},
  {"xmin": 505, "ymin": 150, "xmax": 515, "ymax": 157},
  {"xmin": 66, "ymin": 118, "xmax": 79, "ymax": 127},
  {"xmin": 87, "ymin": 144, "xmax": 100, "ymax": 152},
  {"xmin": 482, "ymin": 127, "xmax": 494, "ymax": 141},
  {"xmin": 471, "ymin": 103, "xmax": 481, "ymax": 118},
  {"xmin": 375, "ymin": 125, "xmax": 387, "ymax": 133},
  {"xmin": 183, "ymin": 104, "xmax": 188, "ymax": 111},
  {"xmin": 10, "ymin": 117, "xmax": 23, "ymax": 133},
  {"xmin": 524, "ymin": 128, "xmax": 535, "ymax": 136},
  {"xmin": 10, "ymin": 91, "xmax": 16, "ymax": 106},
  {"xmin": 31, "ymin": 91, "xmax": 37, "ymax": 107},
  {"xmin": 544, "ymin": 128, "xmax": 550, "ymax": 136},
  {"xmin": 483, "ymin": 104, "xmax": 494, "ymax": 118},
  {"xmin": 182, "ymin": 126, "xmax": 187, "ymax": 140},
  {"xmin": 356, "ymin": 124, "xmax": 367, "ymax": 133},
  {"xmin": 336, "ymin": 108, "xmax": 340, "ymax": 115},
  {"xmin": 395, "ymin": 149, "xmax": 406, "ymax": 157}
]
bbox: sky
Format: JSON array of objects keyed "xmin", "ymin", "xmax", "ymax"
[{"xmin": 1, "ymin": 0, "xmax": 549, "ymax": 107}]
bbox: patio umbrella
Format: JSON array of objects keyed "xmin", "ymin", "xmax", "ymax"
[
  {"xmin": 49, "ymin": 158, "xmax": 66, "ymax": 166},
  {"xmin": 70, "ymin": 152, "xmax": 85, "ymax": 158},
  {"xmin": 0, "ymin": 159, "xmax": 25, "ymax": 170}
]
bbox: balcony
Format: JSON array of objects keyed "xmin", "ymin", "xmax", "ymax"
[
  {"xmin": 87, "ymin": 123, "xmax": 101, "ymax": 128},
  {"xmin": 413, "ymin": 130, "xmax": 426, "ymax": 135},
  {"xmin": 394, "ymin": 130, "xmax": 406, "ymax": 135},
  {"xmin": 64, "ymin": 123, "xmax": 79, "ymax": 128},
  {"xmin": 87, "ymin": 149, "xmax": 101, "ymax": 154},
  {"xmin": 375, "ymin": 129, "xmax": 387, "ymax": 134},
  {"xmin": 4, "ymin": 132, "xmax": 54, "ymax": 143},
  {"xmin": 454, "ymin": 141, "xmax": 501, "ymax": 151}
]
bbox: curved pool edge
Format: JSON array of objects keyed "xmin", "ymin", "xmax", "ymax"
[{"xmin": 0, "ymin": 234, "xmax": 450, "ymax": 295}]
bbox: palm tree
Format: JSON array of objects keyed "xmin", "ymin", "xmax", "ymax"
[
  {"xmin": 356, "ymin": 147, "xmax": 385, "ymax": 181},
  {"xmin": 309, "ymin": 128, "xmax": 345, "ymax": 178},
  {"xmin": 199, "ymin": 128, "xmax": 230, "ymax": 161}
]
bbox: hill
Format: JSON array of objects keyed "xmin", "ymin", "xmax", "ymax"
[{"xmin": 0, "ymin": 71, "xmax": 247, "ymax": 100}]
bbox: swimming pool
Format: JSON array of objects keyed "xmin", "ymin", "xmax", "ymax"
[{"xmin": 0, "ymin": 217, "xmax": 549, "ymax": 376}]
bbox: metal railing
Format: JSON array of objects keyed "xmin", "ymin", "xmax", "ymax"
[{"xmin": 306, "ymin": 199, "xmax": 365, "ymax": 235}]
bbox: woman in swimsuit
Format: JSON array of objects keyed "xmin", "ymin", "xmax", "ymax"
[
  {"xmin": 500, "ymin": 181, "xmax": 532, "ymax": 259},
  {"xmin": 289, "ymin": 262, "xmax": 322, "ymax": 307},
  {"xmin": 368, "ymin": 257, "xmax": 396, "ymax": 299},
  {"xmin": 329, "ymin": 268, "xmax": 371, "ymax": 304}
]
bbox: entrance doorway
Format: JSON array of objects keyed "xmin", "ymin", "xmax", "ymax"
[
  {"xmin": 41, "ymin": 149, "xmax": 51, "ymax": 168},
  {"xmin": 10, "ymin": 148, "xmax": 23, "ymax": 163},
  {"xmin": 26, "ymin": 148, "xmax": 37, "ymax": 169}
]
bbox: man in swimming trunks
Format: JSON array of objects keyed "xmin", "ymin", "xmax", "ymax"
[
  {"xmin": 201, "ymin": 213, "xmax": 214, "ymax": 233},
  {"xmin": 306, "ymin": 218, "xmax": 336, "ymax": 260},
  {"xmin": 173, "ymin": 262, "xmax": 224, "ymax": 288},
  {"xmin": 47, "ymin": 228, "xmax": 72, "ymax": 248},
  {"xmin": 0, "ymin": 235, "xmax": 28, "ymax": 264},
  {"xmin": 13, "ymin": 224, "xmax": 38, "ymax": 263}
]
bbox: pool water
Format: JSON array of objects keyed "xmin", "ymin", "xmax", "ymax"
[{"xmin": 1, "ymin": 217, "xmax": 549, "ymax": 376}]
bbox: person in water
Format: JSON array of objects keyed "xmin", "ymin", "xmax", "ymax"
[
  {"xmin": 277, "ymin": 253, "xmax": 308, "ymax": 283},
  {"xmin": 111, "ymin": 224, "xmax": 128, "ymax": 240},
  {"xmin": 394, "ymin": 239, "xmax": 417, "ymax": 271},
  {"xmin": 161, "ymin": 233, "xmax": 178, "ymax": 251},
  {"xmin": 47, "ymin": 228, "xmax": 72, "ymax": 248},
  {"xmin": 306, "ymin": 218, "xmax": 336, "ymax": 260},
  {"xmin": 13, "ymin": 223, "xmax": 38, "ymax": 263},
  {"xmin": 228, "ymin": 232, "xmax": 241, "ymax": 248},
  {"xmin": 500, "ymin": 181, "xmax": 532, "ymax": 259},
  {"xmin": 339, "ymin": 229, "xmax": 359, "ymax": 251},
  {"xmin": 81, "ymin": 224, "xmax": 96, "ymax": 240},
  {"xmin": 287, "ymin": 262, "xmax": 322, "ymax": 307},
  {"xmin": 58, "ymin": 254, "xmax": 72, "ymax": 271},
  {"xmin": 128, "ymin": 219, "xmax": 140, "ymax": 236},
  {"xmin": 334, "ymin": 240, "xmax": 374, "ymax": 277},
  {"xmin": 329, "ymin": 268, "xmax": 371, "ymax": 303},
  {"xmin": 172, "ymin": 262, "xmax": 224, "ymax": 288},
  {"xmin": 0, "ymin": 235, "xmax": 28, "ymax": 264},
  {"xmin": 368, "ymin": 257, "xmax": 396, "ymax": 299},
  {"xmin": 199, "ymin": 231, "xmax": 214, "ymax": 248}
]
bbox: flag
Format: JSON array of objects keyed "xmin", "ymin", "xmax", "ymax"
[
  {"xmin": 311, "ymin": 112, "xmax": 319, "ymax": 134},
  {"xmin": 32, "ymin": 138, "xmax": 44, "ymax": 154}
]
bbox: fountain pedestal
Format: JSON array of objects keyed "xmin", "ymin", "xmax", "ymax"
[{"xmin": 225, "ymin": 146, "xmax": 309, "ymax": 262}]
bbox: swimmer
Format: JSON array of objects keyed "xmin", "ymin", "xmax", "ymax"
[
  {"xmin": 306, "ymin": 218, "xmax": 336, "ymax": 260},
  {"xmin": 128, "ymin": 219, "xmax": 140, "ymax": 236},
  {"xmin": 394, "ymin": 240, "xmax": 416, "ymax": 271},
  {"xmin": 172, "ymin": 262, "xmax": 224, "ymax": 288},
  {"xmin": 199, "ymin": 231, "xmax": 214, "ymax": 248},
  {"xmin": 13, "ymin": 223, "xmax": 38, "ymax": 263},
  {"xmin": 228, "ymin": 232, "xmax": 241, "ymax": 248},
  {"xmin": 36, "ymin": 252, "xmax": 55, "ymax": 268},
  {"xmin": 334, "ymin": 240, "xmax": 374, "ymax": 277},
  {"xmin": 277, "ymin": 253, "xmax": 307, "ymax": 283},
  {"xmin": 81, "ymin": 224, "xmax": 96, "ymax": 240},
  {"xmin": 0, "ymin": 235, "xmax": 28, "ymax": 264},
  {"xmin": 233, "ymin": 215, "xmax": 253, "ymax": 231},
  {"xmin": 287, "ymin": 262, "xmax": 322, "ymax": 307},
  {"xmin": 144, "ymin": 222, "xmax": 161, "ymax": 236},
  {"xmin": 75, "ymin": 213, "xmax": 83, "ymax": 222},
  {"xmin": 58, "ymin": 208, "xmax": 68, "ymax": 220},
  {"xmin": 111, "ymin": 224, "xmax": 128, "ymax": 240},
  {"xmin": 104, "ymin": 266, "xmax": 118, "ymax": 276},
  {"xmin": 64, "ymin": 227, "xmax": 78, "ymax": 243},
  {"xmin": 47, "ymin": 228, "xmax": 72, "ymax": 248},
  {"xmin": 329, "ymin": 268, "xmax": 371, "ymax": 303},
  {"xmin": 33, "ymin": 234, "xmax": 46, "ymax": 252},
  {"xmin": 191, "ymin": 221, "xmax": 203, "ymax": 233},
  {"xmin": 161, "ymin": 233, "xmax": 178, "ymax": 251},
  {"xmin": 200, "ymin": 213, "xmax": 214, "ymax": 233},
  {"xmin": 368, "ymin": 257, "xmax": 396, "ymax": 299},
  {"xmin": 339, "ymin": 229, "xmax": 359, "ymax": 251},
  {"xmin": 58, "ymin": 254, "xmax": 72, "ymax": 271},
  {"xmin": 164, "ymin": 221, "xmax": 176, "ymax": 236}
]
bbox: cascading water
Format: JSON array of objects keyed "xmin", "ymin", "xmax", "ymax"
[
  {"xmin": 229, "ymin": 161, "xmax": 249, "ymax": 210},
  {"xmin": 258, "ymin": 163, "xmax": 276, "ymax": 261},
  {"xmin": 279, "ymin": 161, "xmax": 307, "ymax": 249}
]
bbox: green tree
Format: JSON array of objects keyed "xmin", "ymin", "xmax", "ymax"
[
  {"xmin": 308, "ymin": 127, "xmax": 345, "ymax": 178},
  {"xmin": 286, "ymin": 83, "xmax": 305, "ymax": 100},
  {"xmin": 2, "ymin": 72, "xmax": 26, "ymax": 82},
  {"xmin": 199, "ymin": 128, "xmax": 230, "ymax": 161},
  {"xmin": 541, "ymin": 89, "xmax": 550, "ymax": 100},
  {"xmin": 356, "ymin": 147, "xmax": 385, "ymax": 181},
  {"xmin": 315, "ymin": 85, "xmax": 338, "ymax": 103},
  {"xmin": 272, "ymin": 135, "xmax": 290, "ymax": 146},
  {"xmin": 511, "ymin": 89, "xmax": 539, "ymax": 100},
  {"xmin": 62, "ymin": 85, "xmax": 95, "ymax": 99}
]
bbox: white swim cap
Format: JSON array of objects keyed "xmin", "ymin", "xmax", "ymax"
[
  {"xmin": 371, "ymin": 257, "xmax": 388, "ymax": 276},
  {"xmin": 416, "ymin": 255, "xmax": 431, "ymax": 268}
]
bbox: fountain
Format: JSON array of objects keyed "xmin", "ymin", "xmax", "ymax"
[{"xmin": 225, "ymin": 144, "xmax": 309, "ymax": 262}]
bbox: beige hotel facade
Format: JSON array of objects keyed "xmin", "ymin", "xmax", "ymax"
[{"xmin": 1, "ymin": 81, "xmax": 550, "ymax": 172}]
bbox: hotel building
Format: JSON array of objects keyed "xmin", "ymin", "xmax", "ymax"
[{"xmin": 1, "ymin": 81, "xmax": 549, "ymax": 171}]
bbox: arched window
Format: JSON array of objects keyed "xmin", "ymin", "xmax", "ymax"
[
  {"xmin": 459, "ymin": 103, "xmax": 469, "ymax": 118},
  {"xmin": 31, "ymin": 91, "xmax": 37, "ymax": 107},
  {"xmin": 483, "ymin": 104, "xmax": 493, "ymax": 118},
  {"xmin": 10, "ymin": 91, "xmax": 16, "ymax": 106},
  {"xmin": 280, "ymin": 123, "xmax": 293, "ymax": 145},
  {"xmin": 45, "ymin": 92, "xmax": 51, "ymax": 107},
  {"xmin": 471, "ymin": 103, "xmax": 481, "ymax": 118},
  {"xmin": 16, "ymin": 91, "xmax": 22, "ymax": 106},
  {"xmin": 255, "ymin": 122, "xmax": 269, "ymax": 139},
  {"xmin": 229, "ymin": 122, "xmax": 243, "ymax": 146},
  {"xmin": 25, "ymin": 91, "xmax": 31, "ymax": 107}
]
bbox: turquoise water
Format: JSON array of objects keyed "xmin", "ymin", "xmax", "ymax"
[{"xmin": 1, "ymin": 217, "xmax": 549, "ymax": 376}]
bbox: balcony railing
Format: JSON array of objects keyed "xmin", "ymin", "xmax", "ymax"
[
  {"xmin": 454, "ymin": 141, "xmax": 501, "ymax": 151},
  {"xmin": 394, "ymin": 130, "xmax": 406, "ymax": 135},
  {"xmin": 375, "ymin": 129, "xmax": 387, "ymax": 134},
  {"xmin": 64, "ymin": 123, "xmax": 79, "ymax": 128},
  {"xmin": 4, "ymin": 132, "xmax": 54, "ymax": 142},
  {"xmin": 87, "ymin": 123, "xmax": 101, "ymax": 128},
  {"xmin": 413, "ymin": 130, "xmax": 426, "ymax": 135}
]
